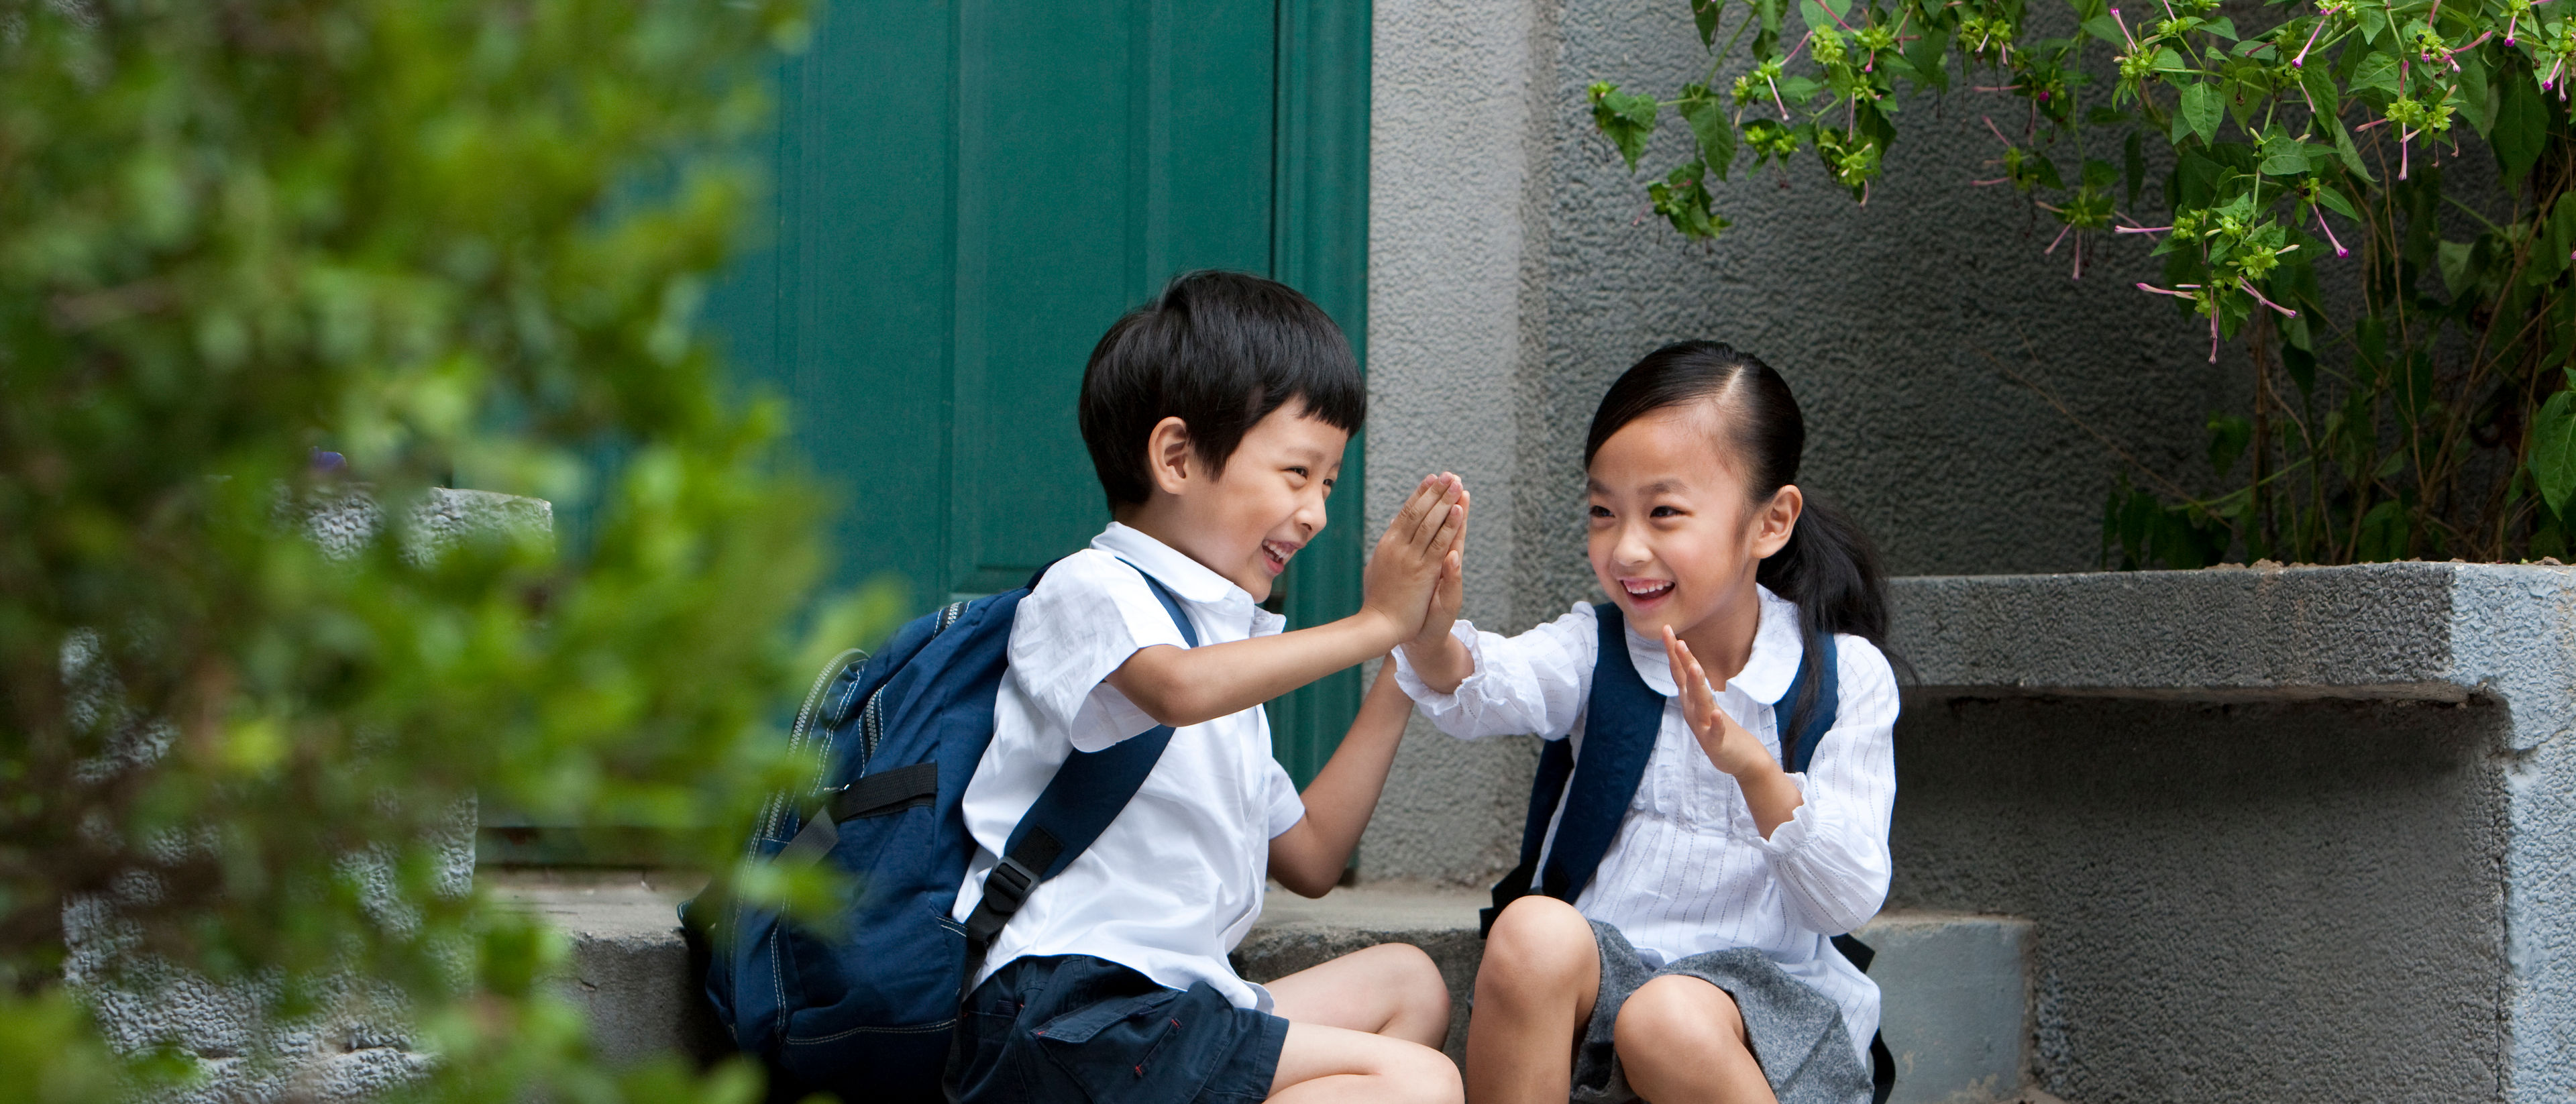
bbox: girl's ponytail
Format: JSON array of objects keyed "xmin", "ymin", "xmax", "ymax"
[{"xmin": 1585, "ymin": 341, "xmax": 1897, "ymax": 709}]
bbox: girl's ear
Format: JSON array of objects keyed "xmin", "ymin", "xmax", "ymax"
[
  {"xmin": 1752, "ymin": 484, "xmax": 1803, "ymax": 558},
  {"xmin": 1146, "ymin": 416, "xmax": 1195, "ymax": 497}
]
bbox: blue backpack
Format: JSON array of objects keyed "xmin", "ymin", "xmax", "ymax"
[
  {"xmin": 682, "ymin": 560, "xmax": 1197, "ymax": 1103},
  {"xmin": 1481, "ymin": 602, "xmax": 1892, "ymax": 1104}
]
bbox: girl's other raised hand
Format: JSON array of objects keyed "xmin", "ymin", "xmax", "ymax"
[{"xmin": 1662, "ymin": 626, "xmax": 1770, "ymax": 779}]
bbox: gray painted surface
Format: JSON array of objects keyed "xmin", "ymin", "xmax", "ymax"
[
  {"xmin": 1867, "ymin": 914, "xmax": 2033, "ymax": 1104},
  {"xmin": 1884, "ymin": 565, "xmax": 2569, "ymax": 1103}
]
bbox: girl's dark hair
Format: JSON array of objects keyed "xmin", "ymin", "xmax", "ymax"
[
  {"xmin": 1583, "ymin": 341, "xmax": 1896, "ymax": 708},
  {"xmin": 1080, "ymin": 270, "xmax": 1365, "ymax": 508}
]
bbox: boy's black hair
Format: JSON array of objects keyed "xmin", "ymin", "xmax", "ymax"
[{"xmin": 1079, "ymin": 270, "xmax": 1366, "ymax": 508}]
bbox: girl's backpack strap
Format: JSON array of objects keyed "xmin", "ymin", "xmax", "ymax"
[
  {"xmin": 1480, "ymin": 603, "xmax": 1660, "ymax": 934},
  {"xmin": 1776, "ymin": 630, "xmax": 1841, "ymax": 774},
  {"xmin": 1480, "ymin": 608, "xmax": 1850, "ymax": 937}
]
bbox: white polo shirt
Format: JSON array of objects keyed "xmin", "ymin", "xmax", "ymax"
[{"xmin": 951, "ymin": 522, "xmax": 1308, "ymax": 1010}]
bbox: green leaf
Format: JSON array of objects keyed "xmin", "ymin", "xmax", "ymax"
[
  {"xmin": 2350, "ymin": 51, "xmax": 2402, "ymax": 97},
  {"xmin": 1904, "ymin": 23, "xmax": 1954, "ymax": 92},
  {"xmin": 2355, "ymin": 3, "xmax": 2387, "ymax": 42},
  {"xmin": 2208, "ymin": 415, "xmax": 2254, "ymax": 477},
  {"xmin": 1778, "ymin": 75, "xmax": 1824, "ymax": 103},
  {"xmin": 2260, "ymin": 134, "xmax": 2311, "ymax": 175},
  {"xmin": 1590, "ymin": 82, "xmax": 1661, "ymax": 171},
  {"xmin": 2152, "ymin": 46, "xmax": 2191, "ymax": 72},
  {"xmin": 2330, "ymin": 113, "xmax": 2374, "ymax": 180},
  {"xmin": 2455, "ymin": 53, "xmax": 2497, "ymax": 135},
  {"xmin": 2125, "ymin": 130, "xmax": 2146, "ymax": 207},
  {"xmin": 2496, "ymin": 70, "xmax": 2547, "ymax": 186},
  {"xmin": 1693, "ymin": 0, "xmax": 1726, "ymax": 47},
  {"xmin": 2083, "ymin": 158, "xmax": 2118, "ymax": 188},
  {"xmin": 2314, "ymin": 184, "xmax": 2359, "ymax": 221},
  {"xmin": 2201, "ymin": 16, "xmax": 2239, "ymax": 39},
  {"xmin": 1678, "ymin": 85, "xmax": 1739, "ymax": 180},
  {"xmin": 2180, "ymin": 82, "xmax": 2224, "ymax": 144},
  {"xmin": 2438, "ymin": 239, "xmax": 2477, "ymax": 297},
  {"xmin": 1799, "ymin": 0, "xmax": 1844, "ymax": 32},
  {"xmin": 2532, "ymin": 388, "xmax": 2576, "ymax": 518},
  {"xmin": 2300, "ymin": 63, "xmax": 2341, "ymax": 118},
  {"xmin": 2082, "ymin": 13, "xmax": 2126, "ymax": 44}
]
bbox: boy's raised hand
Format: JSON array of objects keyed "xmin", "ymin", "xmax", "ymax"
[{"xmin": 1362, "ymin": 474, "xmax": 1466, "ymax": 646}]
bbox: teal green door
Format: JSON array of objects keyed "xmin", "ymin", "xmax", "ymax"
[{"xmin": 704, "ymin": 0, "xmax": 1370, "ymax": 781}]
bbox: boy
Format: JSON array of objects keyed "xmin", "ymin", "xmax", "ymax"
[{"xmin": 947, "ymin": 270, "xmax": 1469, "ymax": 1104}]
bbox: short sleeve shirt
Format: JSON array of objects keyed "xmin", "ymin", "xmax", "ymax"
[{"xmin": 951, "ymin": 522, "xmax": 1307, "ymax": 1010}]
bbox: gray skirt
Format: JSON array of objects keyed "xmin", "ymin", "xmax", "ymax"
[{"xmin": 1570, "ymin": 920, "xmax": 1872, "ymax": 1104}]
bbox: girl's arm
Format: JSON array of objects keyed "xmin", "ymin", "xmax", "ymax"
[
  {"xmin": 1110, "ymin": 477, "xmax": 1464, "ymax": 728},
  {"xmin": 1268, "ymin": 663, "xmax": 1417, "ymax": 897},
  {"xmin": 1389, "ymin": 606, "xmax": 1595, "ymax": 741},
  {"xmin": 1668, "ymin": 630, "xmax": 1899, "ymax": 935}
]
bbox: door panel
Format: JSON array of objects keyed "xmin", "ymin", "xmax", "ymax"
[{"xmin": 705, "ymin": 0, "xmax": 1368, "ymax": 781}]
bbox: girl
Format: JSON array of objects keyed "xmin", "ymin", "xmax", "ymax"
[{"xmin": 1392, "ymin": 341, "xmax": 1898, "ymax": 1104}]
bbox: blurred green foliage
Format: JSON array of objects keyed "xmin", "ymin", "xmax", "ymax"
[{"xmin": 0, "ymin": 0, "xmax": 894, "ymax": 1097}]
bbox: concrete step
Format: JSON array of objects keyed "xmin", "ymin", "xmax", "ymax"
[{"xmin": 489, "ymin": 874, "xmax": 2034, "ymax": 1104}]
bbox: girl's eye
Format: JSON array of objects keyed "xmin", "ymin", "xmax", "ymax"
[
  {"xmin": 1589, "ymin": 505, "xmax": 1613, "ymax": 518},
  {"xmin": 1650, "ymin": 506, "xmax": 1679, "ymax": 518}
]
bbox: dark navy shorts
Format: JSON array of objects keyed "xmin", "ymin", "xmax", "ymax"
[{"xmin": 946, "ymin": 954, "xmax": 1289, "ymax": 1104}]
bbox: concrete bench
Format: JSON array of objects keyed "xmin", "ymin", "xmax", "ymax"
[{"xmin": 496, "ymin": 876, "xmax": 2038, "ymax": 1104}]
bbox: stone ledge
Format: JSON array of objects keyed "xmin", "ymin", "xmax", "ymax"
[
  {"xmin": 496, "ymin": 877, "xmax": 2034, "ymax": 1104},
  {"xmin": 1890, "ymin": 563, "xmax": 2576, "ymax": 750}
]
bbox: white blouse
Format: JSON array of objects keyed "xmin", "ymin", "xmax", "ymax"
[{"xmin": 1391, "ymin": 586, "xmax": 1899, "ymax": 1058}]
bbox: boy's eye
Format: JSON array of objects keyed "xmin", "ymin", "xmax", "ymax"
[{"xmin": 1287, "ymin": 466, "xmax": 1309, "ymax": 478}]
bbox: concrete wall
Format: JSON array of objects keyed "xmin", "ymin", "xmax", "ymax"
[
  {"xmin": 1360, "ymin": 0, "xmax": 2257, "ymax": 884},
  {"xmin": 1892, "ymin": 694, "xmax": 2511, "ymax": 1103}
]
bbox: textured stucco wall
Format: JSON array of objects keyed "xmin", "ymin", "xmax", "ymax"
[
  {"xmin": 1509, "ymin": 0, "xmax": 2245, "ymax": 623},
  {"xmin": 1361, "ymin": 0, "xmax": 1559, "ymax": 883},
  {"xmin": 1891, "ymin": 695, "xmax": 2511, "ymax": 1104}
]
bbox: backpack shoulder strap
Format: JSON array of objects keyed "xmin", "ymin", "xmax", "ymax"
[
  {"xmin": 1536, "ymin": 602, "xmax": 1664, "ymax": 907},
  {"xmin": 1479, "ymin": 603, "xmax": 1660, "ymax": 935},
  {"xmin": 1776, "ymin": 630, "xmax": 1841, "ymax": 775},
  {"xmin": 960, "ymin": 559, "xmax": 1196, "ymax": 987}
]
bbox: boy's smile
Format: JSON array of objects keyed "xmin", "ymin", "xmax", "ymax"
[{"xmin": 1118, "ymin": 404, "xmax": 1348, "ymax": 602}]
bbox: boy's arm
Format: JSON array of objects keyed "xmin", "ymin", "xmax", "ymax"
[
  {"xmin": 1107, "ymin": 476, "xmax": 1466, "ymax": 728},
  {"xmin": 1268, "ymin": 662, "xmax": 1417, "ymax": 897}
]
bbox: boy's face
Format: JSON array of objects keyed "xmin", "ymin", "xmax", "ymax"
[{"xmin": 1140, "ymin": 404, "xmax": 1348, "ymax": 603}]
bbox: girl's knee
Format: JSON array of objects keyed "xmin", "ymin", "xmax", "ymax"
[
  {"xmin": 1480, "ymin": 896, "xmax": 1594, "ymax": 987},
  {"xmin": 1613, "ymin": 975, "xmax": 1746, "ymax": 1058}
]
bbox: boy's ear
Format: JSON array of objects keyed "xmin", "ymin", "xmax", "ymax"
[
  {"xmin": 1753, "ymin": 484, "xmax": 1803, "ymax": 558},
  {"xmin": 1146, "ymin": 416, "xmax": 1195, "ymax": 497}
]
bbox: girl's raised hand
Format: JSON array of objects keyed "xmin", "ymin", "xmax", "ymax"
[{"xmin": 1662, "ymin": 626, "xmax": 1771, "ymax": 779}]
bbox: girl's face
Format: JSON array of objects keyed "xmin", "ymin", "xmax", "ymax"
[{"xmin": 1585, "ymin": 402, "xmax": 1801, "ymax": 652}]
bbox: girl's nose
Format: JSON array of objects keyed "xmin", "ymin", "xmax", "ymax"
[{"xmin": 1612, "ymin": 523, "xmax": 1654, "ymax": 569}]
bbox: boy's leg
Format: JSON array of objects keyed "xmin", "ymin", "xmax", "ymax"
[
  {"xmin": 1265, "ymin": 942, "xmax": 1452, "ymax": 1049},
  {"xmin": 1265, "ymin": 942, "xmax": 1461, "ymax": 1104},
  {"xmin": 1463, "ymin": 896, "xmax": 1599, "ymax": 1104},
  {"xmin": 1611, "ymin": 975, "xmax": 1776, "ymax": 1104},
  {"xmin": 1269, "ymin": 1021, "xmax": 1462, "ymax": 1104}
]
